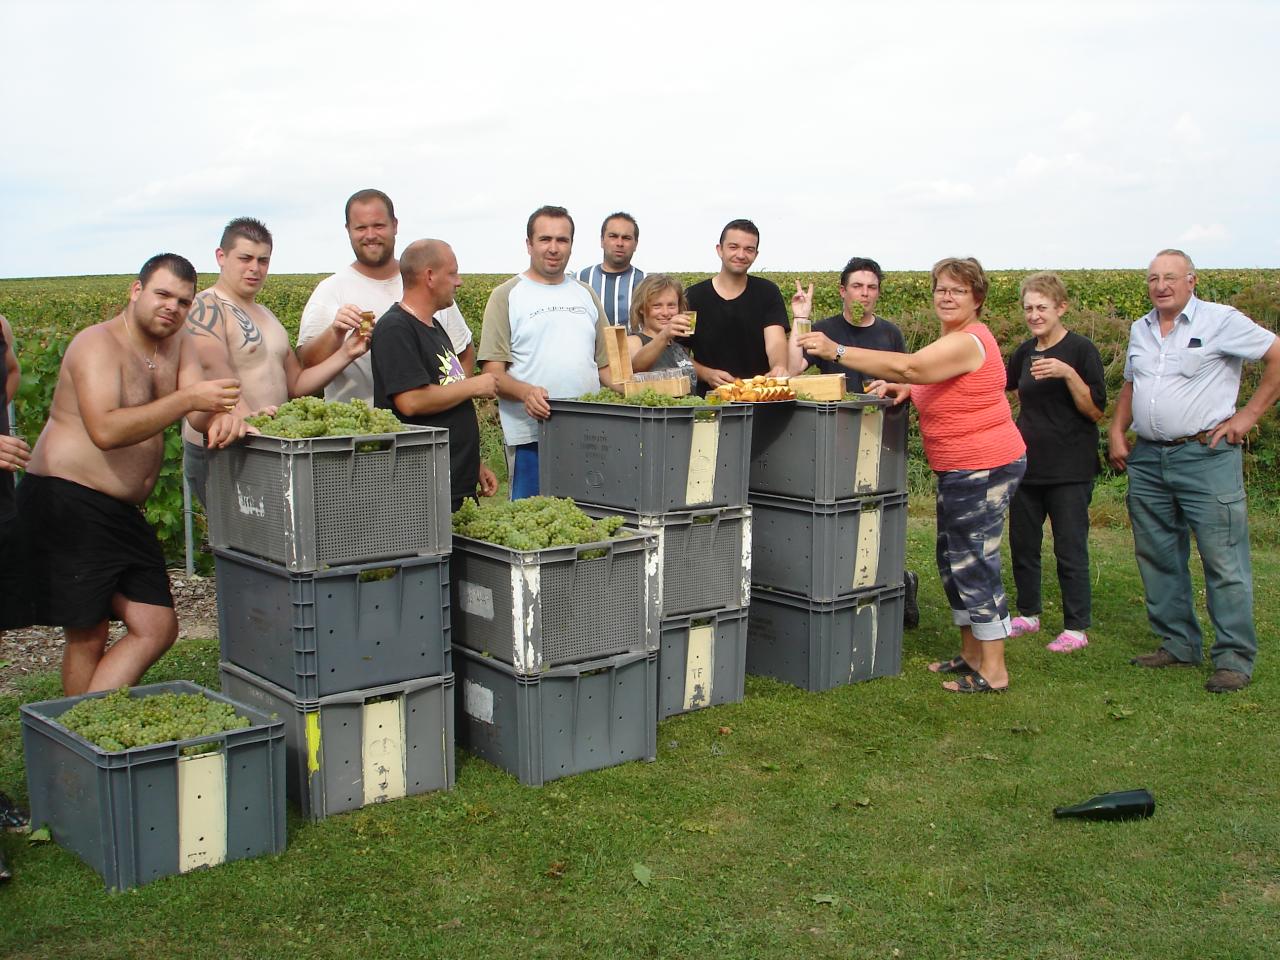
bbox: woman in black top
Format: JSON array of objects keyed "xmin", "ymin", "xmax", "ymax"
[
  {"xmin": 1005, "ymin": 273, "xmax": 1106, "ymax": 653},
  {"xmin": 626, "ymin": 274, "xmax": 697, "ymax": 393}
]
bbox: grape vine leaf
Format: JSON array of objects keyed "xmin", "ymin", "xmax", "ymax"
[{"xmin": 632, "ymin": 862, "xmax": 652, "ymax": 887}]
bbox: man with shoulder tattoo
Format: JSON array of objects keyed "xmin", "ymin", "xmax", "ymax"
[{"xmin": 181, "ymin": 217, "xmax": 369, "ymax": 504}]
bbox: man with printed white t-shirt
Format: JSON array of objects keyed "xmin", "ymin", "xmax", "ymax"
[
  {"xmin": 297, "ymin": 188, "xmax": 475, "ymax": 403},
  {"xmin": 478, "ymin": 205, "xmax": 614, "ymax": 499}
]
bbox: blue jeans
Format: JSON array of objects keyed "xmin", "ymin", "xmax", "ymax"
[
  {"xmin": 1126, "ymin": 439, "xmax": 1256, "ymax": 675},
  {"xmin": 510, "ymin": 442, "xmax": 540, "ymax": 500},
  {"xmin": 935, "ymin": 457, "xmax": 1026, "ymax": 641}
]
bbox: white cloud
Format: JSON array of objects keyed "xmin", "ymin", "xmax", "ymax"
[
  {"xmin": 1179, "ymin": 223, "xmax": 1229, "ymax": 244},
  {"xmin": 1173, "ymin": 113, "xmax": 1203, "ymax": 145}
]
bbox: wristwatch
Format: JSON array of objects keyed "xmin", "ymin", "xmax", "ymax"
[{"xmin": 834, "ymin": 345, "xmax": 846, "ymax": 361}]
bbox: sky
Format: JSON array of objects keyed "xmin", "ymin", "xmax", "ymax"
[{"xmin": 1, "ymin": 0, "xmax": 1277, "ymax": 278}]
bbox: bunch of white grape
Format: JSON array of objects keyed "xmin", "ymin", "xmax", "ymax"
[
  {"xmin": 247, "ymin": 397, "xmax": 406, "ymax": 438},
  {"xmin": 59, "ymin": 688, "xmax": 250, "ymax": 754},
  {"xmin": 452, "ymin": 496, "xmax": 625, "ymax": 551}
]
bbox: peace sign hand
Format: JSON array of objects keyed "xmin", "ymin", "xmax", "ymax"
[{"xmin": 791, "ymin": 280, "xmax": 815, "ymax": 320}]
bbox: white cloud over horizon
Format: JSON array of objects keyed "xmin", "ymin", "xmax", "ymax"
[{"xmin": 2, "ymin": 0, "xmax": 1278, "ymax": 278}]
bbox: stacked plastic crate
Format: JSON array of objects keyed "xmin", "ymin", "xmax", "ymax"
[
  {"xmin": 537, "ymin": 398, "xmax": 755, "ymax": 722},
  {"xmin": 205, "ymin": 429, "xmax": 456, "ymax": 820},
  {"xmin": 746, "ymin": 397, "xmax": 910, "ymax": 690}
]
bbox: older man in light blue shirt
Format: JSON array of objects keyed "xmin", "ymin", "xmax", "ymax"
[{"xmin": 1109, "ymin": 249, "xmax": 1280, "ymax": 693}]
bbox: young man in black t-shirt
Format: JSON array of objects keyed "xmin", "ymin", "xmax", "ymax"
[
  {"xmin": 371, "ymin": 240, "xmax": 499, "ymax": 511},
  {"xmin": 787, "ymin": 257, "xmax": 905, "ymax": 385},
  {"xmin": 683, "ymin": 219, "xmax": 789, "ymax": 392}
]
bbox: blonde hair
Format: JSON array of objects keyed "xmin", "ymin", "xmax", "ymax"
[
  {"xmin": 628, "ymin": 274, "xmax": 688, "ymax": 333},
  {"xmin": 1019, "ymin": 271, "xmax": 1068, "ymax": 307}
]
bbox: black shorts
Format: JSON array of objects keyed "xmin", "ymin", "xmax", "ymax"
[
  {"xmin": 0, "ymin": 508, "xmax": 32, "ymax": 630},
  {"xmin": 17, "ymin": 474, "xmax": 173, "ymax": 629}
]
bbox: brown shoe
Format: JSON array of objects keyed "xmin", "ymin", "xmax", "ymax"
[
  {"xmin": 1205, "ymin": 669, "xmax": 1251, "ymax": 694},
  {"xmin": 1130, "ymin": 648, "xmax": 1194, "ymax": 668}
]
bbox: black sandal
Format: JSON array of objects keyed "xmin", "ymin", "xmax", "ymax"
[
  {"xmin": 944, "ymin": 672, "xmax": 1008, "ymax": 694},
  {"xmin": 929, "ymin": 655, "xmax": 976, "ymax": 675}
]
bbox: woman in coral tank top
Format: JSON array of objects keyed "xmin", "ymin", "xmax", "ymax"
[{"xmin": 797, "ymin": 258, "xmax": 1026, "ymax": 693}]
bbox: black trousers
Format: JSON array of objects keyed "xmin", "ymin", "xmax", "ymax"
[{"xmin": 1009, "ymin": 480, "xmax": 1094, "ymax": 630}]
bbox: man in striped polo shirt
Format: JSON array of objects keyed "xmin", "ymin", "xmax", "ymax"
[{"xmin": 575, "ymin": 212, "xmax": 644, "ymax": 326}]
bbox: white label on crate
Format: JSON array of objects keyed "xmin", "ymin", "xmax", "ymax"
[
  {"xmin": 178, "ymin": 752, "xmax": 227, "ymax": 873},
  {"xmin": 464, "ymin": 678, "xmax": 495, "ymax": 724},
  {"xmin": 858, "ymin": 601, "xmax": 878, "ymax": 677},
  {"xmin": 235, "ymin": 481, "xmax": 266, "ymax": 518},
  {"xmin": 362, "ymin": 697, "xmax": 406, "ymax": 805},
  {"xmin": 459, "ymin": 581, "xmax": 494, "ymax": 620},
  {"xmin": 741, "ymin": 509, "xmax": 753, "ymax": 606},
  {"xmin": 855, "ymin": 408, "xmax": 884, "ymax": 493},
  {"xmin": 512, "ymin": 565, "xmax": 541, "ymax": 674},
  {"xmin": 685, "ymin": 420, "xmax": 719, "ymax": 505},
  {"xmin": 853, "ymin": 504, "xmax": 881, "ymax": 589},
  {"xmin": 684, "ymin": 624, "xmax": 715, "ymax": 710}
]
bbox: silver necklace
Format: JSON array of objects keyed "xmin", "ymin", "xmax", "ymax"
[{"xmin": 122, "ymin": 313, "xmax": 159, "ymax": 369}]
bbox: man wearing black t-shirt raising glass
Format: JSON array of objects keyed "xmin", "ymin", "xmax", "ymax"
[
  {"xmin": 371, "ymin": 240, "xmax": 499, "ymax": 511},
  {"xmin": 684, "ymin": 219, "xmax": 790, "ymax": 392}
]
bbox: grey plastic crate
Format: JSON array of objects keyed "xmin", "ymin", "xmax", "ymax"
[
  {"xmin": 219, "ymin": 662, "xmax": 454, "ymax": 821},
  {"xmin": 746, "ymin": 583, "xmax": 904, "ymax": 691},
  {"xmin": 206, "ymin": 427, "xmax": 451, "ymax": 572},
  {"xmin": 659, "ymin": 607, "xmax": 749, "ymax": 719},
  {"xmin": 215, "ymin": 548, "xmax": 450, "ymax": 699},
  {"xmin": 749, "ymin": 398, "xmax": 908, "ymax": 500},
  {"xmin": 20, "ymin": 681, "xmax": 286, "ymax": 890},
  {"xmin": 455, "ymin": 644, "xmax": 656, "ymax": 787},
  {"xmin": 750, "ymin": 491, "xmax": 907, "ymax": 601},
  {"xmin": 580, "ymin": 504, "xmax": 751, "ymax": 618},
  {"xmin": 539, "ymin": 399, "xmax": 753, "ymax": 512},
  {"xmin": 451, "ymin": 529, "xmax": 659, "ymax": 675}
]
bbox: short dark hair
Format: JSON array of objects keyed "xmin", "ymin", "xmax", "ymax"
[
  {"xmin": 219, "ymin": 217, "xmax": 272, "ymax": 253},
  {"xmin": 840, "ymin": 257, "xmax": 883, "ymax": 286},
  {"xmin": 527, "ymin": 205, "xmax": 575, "ymax": 240},
  {"xmin": 601, "ymin": 211, "xmax": 638, "ymax": 240},
  {"xmin": 345, "ymin": 188, "xmax": 396, "ymax": 225},
  {"xmin": 138, "ymin": 253, "xmax": 197, "ymax": 289},
  {"xmin": 719, "ymin": 218, "xmax": 759, "ymax": 246}
]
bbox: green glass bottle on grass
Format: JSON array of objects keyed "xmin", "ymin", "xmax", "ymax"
[{"xmin": 1053, "ymin": 789, "xmax": 1155, "ymax": 822}]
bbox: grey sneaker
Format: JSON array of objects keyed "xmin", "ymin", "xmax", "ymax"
[
  {"xmin": 1130, "ymin": 649, "xmax": 1193, "ymax": 668},
  {"xmin": 1205, "ymin": 669, "xmax": 1250, "ymax": 694}
]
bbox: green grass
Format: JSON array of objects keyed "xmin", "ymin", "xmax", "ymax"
[{"xmin": 1, "ymin": 521, "xmax": 1278, "ymax": 959}]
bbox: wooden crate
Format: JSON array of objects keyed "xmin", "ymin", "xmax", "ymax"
[{"xmin": 790, "ymin": 373, "xmax": 847, "ymax": 401}]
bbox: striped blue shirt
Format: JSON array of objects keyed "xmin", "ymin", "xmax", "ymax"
[{"xmin": 575, "ymin": 264, "xmax": 644, "ymax": 326}]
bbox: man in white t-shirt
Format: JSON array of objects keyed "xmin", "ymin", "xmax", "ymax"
[
  {"xmin": 478, "ymin": 205, "xmax": 614, "ymax": 498},
  {"xmin": 297, "ymin": 189, "xmax": 475, "ymax": 403}
]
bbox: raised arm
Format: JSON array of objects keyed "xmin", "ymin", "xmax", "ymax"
[
  {"xmin": 296, "ymin": 278, "xmax": 365, "ymax": 368},
  {"xmin": 286, "ymin": 327, "xmax": 367, "ymax": 398},
  {"xmin": 799, "ymin": 327, "xmax": 983, "ymax": 384},
  {"xmin": 74, "ymin": 330, "xmax": 238, "ymax": 450}
]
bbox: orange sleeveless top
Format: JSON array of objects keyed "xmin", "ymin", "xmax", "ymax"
[{"xmin": 911, "ymin": 323, "xmax": 1025, "ymax": 471}]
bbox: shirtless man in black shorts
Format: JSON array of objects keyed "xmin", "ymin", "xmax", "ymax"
[{"xmin": 18, "ymin": 254, "xmax": 247, "ymax": 695}]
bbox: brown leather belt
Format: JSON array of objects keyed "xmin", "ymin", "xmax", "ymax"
[{"xmin": 1149, "ymin": 431, "xmax": 1212, "ymax": 447}]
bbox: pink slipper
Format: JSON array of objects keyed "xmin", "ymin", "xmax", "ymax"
[
  {"xmin": 1047, "ymin": 631, "xmax": 1088, "ymax": 653},
  {"xmin": 1010, "ymin": 616, "xmax": 1040, "ymax": 637}
]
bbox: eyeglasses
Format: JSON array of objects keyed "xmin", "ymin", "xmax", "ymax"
[
  {"xmin": 1146, "ymin": 274, "xmax": 1193, "ymax": 286},
  {"xmin": 933, "ymin": 286, "xmax": 970, "ymax": 298}
]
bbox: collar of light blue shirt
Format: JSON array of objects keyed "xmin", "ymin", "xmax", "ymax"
[{"xmin": 1143, "ymin": 293, "xmax": 1201, "ymax": 328}]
